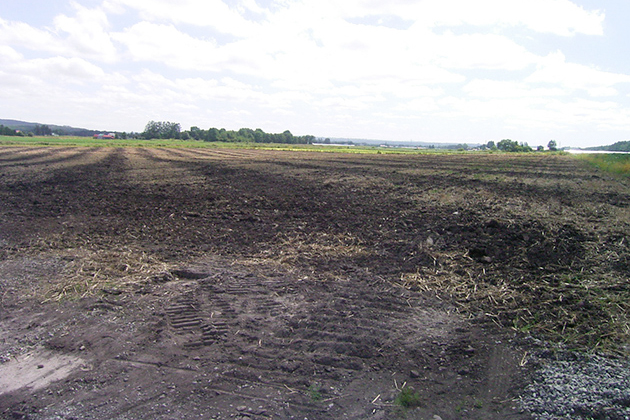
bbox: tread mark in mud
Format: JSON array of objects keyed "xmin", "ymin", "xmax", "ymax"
[{"xmin": 165, "ymin": 294, "xmax": 210, "ymax": 348}]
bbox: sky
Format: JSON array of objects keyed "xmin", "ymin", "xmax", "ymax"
[{"xmin": 1, "ymin": 0, "xmax": 630, "ymax": 147}]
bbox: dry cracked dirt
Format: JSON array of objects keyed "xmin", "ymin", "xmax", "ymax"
[{"xmin": 0, "ymin": 146, "xmax": 629, "ymax": 419}]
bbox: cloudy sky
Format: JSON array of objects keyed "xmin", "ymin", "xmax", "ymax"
[{"xmin": 1, "ymin": 0, "xmax": 629, "ymax": 147}]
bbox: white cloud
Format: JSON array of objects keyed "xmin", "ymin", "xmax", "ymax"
[
  {"xmin": 346, "ymin": 0, "xmax": 603, "ymax": 36},
  {"xmin": 105, "ymin": 0, "xmax": 260, "ymax": 36},
  {"xmin": 53, "ymin": 3, "xmax": 118, "ymax": 62},
  {"xmin": 113, "ymin": 22, "xmax": 218, "ymax": 67},
  {"xmin": 464, "ymin": 80, "xmax": 567, "ymax": 98},
  {"xmin": 0, "ymin": 46, "xmax": 106, "ymax": 83},
  {"xmin": 31, "ymin": 56, "xmax": 107, "ymax": 81},
  {"xmin": 0, "ymin": 18, "xmax": 64, "ymax": 55},
  {"xmin": 527, "ymin": 51, "xmax": 630, "ymax": 97},
  {"xmin": 0, "ymin": 45, "xmax": 23, "ymax": 63},
  {"xmin": 431, "ymin": 32, "xmax": 538, "ymax": 70},
  {"xmin": 0, "ymin": 5, "xmax": 118, "ymax": 63}
]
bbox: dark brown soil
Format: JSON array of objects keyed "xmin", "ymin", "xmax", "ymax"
[{"xmin": 0, "ymin": 147, "xmax": 628, "ymax": 420}]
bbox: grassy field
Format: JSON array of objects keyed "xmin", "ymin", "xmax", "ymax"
[
  {"xmin": 577, "ymin": 153, "xmax": 630, "ymax": 177},
  {"xmin": 0, "ymin": 135, "xmax": 428, "ymax": 154}
]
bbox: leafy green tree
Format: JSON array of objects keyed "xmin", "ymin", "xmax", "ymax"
[
  {"xmin": 497, "ymin": 139, "xmax": 518, "ymax": 152},
  {"xmin": 142, "ymin": 121, "xmax": 181, "ymax": 139},
  {"xmin": 548, "ymin": 140, "xmax": 557, "ymax": 151},
  {"xmin": 189, "ymin": 126, "xmax": 201, "ymax": 140},
  {"xmin": 33, "ymin": 124, "xmax": 52, "ymax": 136},
  {"xmin": 179, "ymin": 125, "xmax": 313, "ymax": 144},
  {"xmin": 497, "ymin": 139, "xmax": 532, "ymax": 152},
  {"xmin": 143, "ymin": 121, "xmax": 160, "ymax": 139},
  {"xmin": 253, "ymin": 128, "xmax": 266, "ymax": 143},
  {"xmin": 0, "ymin": 124, "xmax": 19, "ymax": 136},
  {"xmin": 237, "ymin": 128, "xmax": 255, "ymax": 142},
  {"xmin": 203, "ymin": 128, "xmax": 218, "ymax": 142}
]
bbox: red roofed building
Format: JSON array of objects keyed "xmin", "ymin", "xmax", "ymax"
[{"xmin": 94, "ymin": 133, "xmax": 116, "ymax": 139}]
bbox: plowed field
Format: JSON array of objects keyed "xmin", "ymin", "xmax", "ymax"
[{"xmin": 1, "ymin": 147, "xmax": 629, "ymax": 420}]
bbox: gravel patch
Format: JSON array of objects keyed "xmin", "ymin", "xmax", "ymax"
[{"xmin": 520, "ymin": 351, "xmax": 630, "ymax": 420}]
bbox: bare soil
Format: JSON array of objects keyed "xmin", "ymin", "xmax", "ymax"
[{"xmin": 0, "ymin": 147, "xmax": 628, "ymax": 420}]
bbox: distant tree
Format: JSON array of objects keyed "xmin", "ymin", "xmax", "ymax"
[
  {"xmin": 237, "ymin": 128, "xmax": 255, "ymax": 142},
  {"xmin": 537, "ymin": 145, "xmax": 544, "ymax": 151},
  {"xmin": 281, "ymin": 130, "xmax": 293, "ymax": 143},
  {"xmin": 33, "ymin": 124, "xmax": 52, "ymax": 136},
  {"xmin": 521, "ymin": 142, "xmax": 533, "ymax": 152},
  {"xmin": 487, "ymin": 140, "xmax": 496, "ymax": 150},
  {"xmin": 142, "ymin": 121, "xmax": 181, "ymax": 139},
  {"xmin": 163, "ymin": 122, "xmax": 181, "ymax": 139},
  {"xmin": 253, "ymin": 128, "xmax": 266, "ymax": 143},
  {"xmin": 189, "ymin": 126, "xmax": 202, "ymax": 140},
  {"xmin": 205, "ymin": 128, "xmax": 219, "ymax": 142},
  {"xmin": 0, "ymin": 124, "xmax": 19, "ymax": 136},
  {"xmin": 324, "ymin": 138, "xmax": 331, "ymax": 144},
  {"xmin": 548, "ymin": 140, "xmax": 558, "ymax": 151},
  {"xmin": 178, "ymin": 125, "xmax": 313, "ymax": 144},
  {"xmin": 497, "ymin": 139, "xmax": 532, "ymax": 153},
  {"xmin": 497, "ymin": 139, "xmax": 516, "ymax": 152},
  {"xmin": 143, "ymin": 121, "xmax": 160, "ymax": 139}
]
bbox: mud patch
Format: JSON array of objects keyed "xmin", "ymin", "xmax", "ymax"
[{"xmin": 0, "ymin": 348, "xmax": 86, "ymax": 394}]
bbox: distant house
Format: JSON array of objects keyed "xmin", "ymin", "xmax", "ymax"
[{"xmin": 94, "ymin": 133, "xmax": 116, "ymax": 139}]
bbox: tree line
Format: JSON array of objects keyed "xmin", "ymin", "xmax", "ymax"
[
  {"xmin": 141, "ymin": 121, "xmax": 315, "ymax": 144},
  {"xmin": 0, "ymin": 124, "xmax": 54, "ymax": 137},
  {"xmin": 0, "ymin": 124, "xmax": 94, "ymax": 137},
  {"xmin": 483, "ymin": 139, "xmax": 557, "ymax": 152},
  {"xmin": 588, "ymin": 140, "xmax": 630, "ymax": 152},
  {"xmin": 0, "ymin": 124, "xmax": 22, "ymax": 136}
]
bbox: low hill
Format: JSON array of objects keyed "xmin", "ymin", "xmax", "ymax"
[
  {"xmin": 585, "ymin": 140, "xmax": 630, "ymax": 152},
  {"xmin": 0, "ymin": 119, "xmax": 102, "ymax": 137}
]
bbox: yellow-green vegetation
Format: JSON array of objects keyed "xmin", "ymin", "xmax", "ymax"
[
  {"xmin": 576, "ymin": 153, "xmax": 630, "ymax": 177},
  {"xmin": 0, "ymin": 135, "xmax": 443, "ymax": 154},
  {"xmin": 394, "ymin": 387, "xmax": 423, "ymax": 408},
  {"xmin": 307, "ymin": 383, "xmax": 323, "ymax": 401}
]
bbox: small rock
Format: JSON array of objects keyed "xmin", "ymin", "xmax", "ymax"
[
  {"xmin": 37, "ymin": 364, "xmax": 44, "ymax": 369},
  {"xmin": 410, "ymin": 369, "xmax": 421, "ymax": 378},
  {"xmin": 236, "ymin": 406, "xmax": 247, "ymax": 412},
  {"xmin": 486, "ymin": 219, "xmax": 501, "ymax": 229},
  {"xmin": 463, "ymin": 346, "xmax": 475, "ymax": 354},
  {"xmin": 152, "ymin": 272, "xmax": 175, "ymax": 283},
  {"xmin": 280, "ymin": 360, "xmax": 298, "ymax": 373}
]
